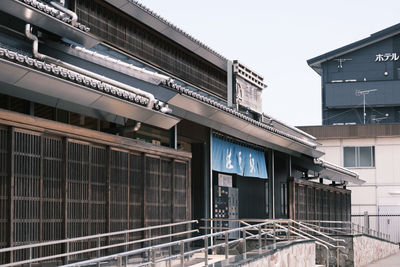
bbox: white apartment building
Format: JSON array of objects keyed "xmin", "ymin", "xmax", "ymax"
[{"xmin": 300, "ymin": 124, "xmax": 400, "ymax": 242}]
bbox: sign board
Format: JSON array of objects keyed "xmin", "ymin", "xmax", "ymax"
[
  {"xmin": 375, "ymin": 53, "xmax": 399, "ymax": 62},
  {"xmin": 218, "ymin": 173, "xmax": 233, "ymax": 187},
  {"xmin": 212, "ymin": 136, "xmax": 268, "ymax": 179},
  {"xmin": 235, "ymin": 76, "xmax": 263, "ymax": 114}
]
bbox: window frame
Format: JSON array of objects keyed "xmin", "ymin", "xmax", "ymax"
[{"xmin": 343, "ymin": 146, "xmax": 375, "ymax": 168}]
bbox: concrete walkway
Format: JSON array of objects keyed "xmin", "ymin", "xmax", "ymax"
[{"xmin": 365, "ymin": 252, "xmax": 400, "ymax": 267}]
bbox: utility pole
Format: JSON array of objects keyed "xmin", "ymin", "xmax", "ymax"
[{"xmin": 355, "ymin": 89, "xmax": 377, "ymax": 124}]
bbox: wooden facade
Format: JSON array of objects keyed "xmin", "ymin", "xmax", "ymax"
[
  {"xmin": 288, "ymin": 178, "xmax": 351, "ymax": 221},
  {"xmin": 74, "ymin": 0, "xmax": 228, "ymax": 99},
  {"xmin": 0, "ymin": 109, "xmax": 191, "ymax": 263}
]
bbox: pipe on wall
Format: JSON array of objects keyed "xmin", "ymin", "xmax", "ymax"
[{"xmin": 25, "ymin": 24, "xmax": 157, "ymax": 110}]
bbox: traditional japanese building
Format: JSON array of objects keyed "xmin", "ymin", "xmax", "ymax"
[{"xmin": 0, "ymin": 0, "xmax": 362, "ymax": 263}]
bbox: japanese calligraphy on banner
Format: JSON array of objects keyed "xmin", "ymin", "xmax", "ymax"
[
  {"xmin": 236, "ymin": 76, "xmax": 263, "ymax": 114},
  {"xmin": 375, "ymin": 53, "xmax": 399, "ymax": 62},
  {"xmin": 212, "ymin": 136, "xmax": 268, "ymax": 179}
]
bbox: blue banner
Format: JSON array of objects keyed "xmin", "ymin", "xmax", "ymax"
[{"xmin": 212, "ymin": 136, "xmax": 268, "ymax": 179}]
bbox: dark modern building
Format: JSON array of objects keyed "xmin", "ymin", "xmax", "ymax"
[
  {"xmin": 0, "ymin": 0, "xmax": 361, "ymax": 264},
  {"xmin": 308, "ymin": 23, "xmax": 400, "ymax": 125}
]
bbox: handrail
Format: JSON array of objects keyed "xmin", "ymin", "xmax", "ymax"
[
  {"xmin": 60, "ymin": 220, "xmax": 284, "ymax": 267},
  {"xmin": 289, "ymin": 220, "xmax": 346, "ymax": 244},
  {"xmin": 0, "ymin": 220, "xmax": 198, "ymax": 267},
  {"xmin": 300, "ymin": 221, "xmax": 350, "ymax": 235},
  {"xmin": 0, "ymin": 220, "xmax": 197, "ymax": 253}
]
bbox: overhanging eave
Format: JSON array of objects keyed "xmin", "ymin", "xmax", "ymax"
[
  {"xmin": 0, "ymin": 58, "xmax": 180, "ymax": 129},
  {"xmin": 168, "ymin": 94, "xmax": 324, "ymax": 157},
  {"xmin": 1, "ymin": 0, "xmax": 100, "ymax": 47}
]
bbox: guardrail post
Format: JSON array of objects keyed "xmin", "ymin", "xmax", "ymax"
[
  {"xmin": 151, "ymin": 248, "xmax": 156, "ymax": 267},
  {"xmin": 66, "ymin": 242, "xmax": 69, "ymax": 263},
  {"xmin": 286, "ymin": 223, "xmax": 290, "ymax": 241},
  {"xmin": 169, "ymin": 226, "xmax": 172, "ymax": 267},
  {"xmin": 149, "ymin": 229, "xmax": 152, "ymax": 246},
  {"xmin": 180, "ymin": 241, "xmax": 184, "ymax": 267},
  {"xmin": 336, "ymin": 241, "xmax": 339, "ymax": 267},
  {"xmin": 225, "ymin": 232, "xmax": 229, "ymax": 259},
  {"xmin": 97, "ymin": 237, "xmax": 101, "ymax": 267},
  {"xmin": 125, "ymin": 233, "xmax": 129, "ymax": 252},
  {"xmin": 258, "ymin": 225, "xmax": 262, "ymax": 253},
  {"xmin": 242, "ymin": 228, "xmax": 246, "ymax": 255},
  {"xmin": 273, "ymin": 224, "xmax": 276, "ymax": 245},
  {"xmin": 29, "ymin": 247, "xmax": 32, "ymax": 267},
  {"xmin": 204, "ymin": 236, "xmax": 209, "ymax": 266},
  {"xmin": 326, "ymin": 246, "xmax": 329, "ymax": 267},
  {"xmin": 117, "ymin": 255, "xmax": 122, "ymax": 267}
]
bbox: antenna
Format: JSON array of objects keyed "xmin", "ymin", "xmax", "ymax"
[
  {"xmin": 355, "ymin": 89, "xmax": 378, "ymax": 124},
  {"xmin": 334, "ymin": 58, "xmax": 352, "ymax": 69}
]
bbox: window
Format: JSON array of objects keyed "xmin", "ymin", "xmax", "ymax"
[{"xmin": 343, "ymin": 146, "xmax": 375, "ymax": 167}]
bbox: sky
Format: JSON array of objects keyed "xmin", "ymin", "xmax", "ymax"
[{"xmin": 140, "ymin": 0, "xmax": 400, "ymax": 126}]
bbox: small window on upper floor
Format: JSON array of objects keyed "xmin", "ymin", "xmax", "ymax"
[{"xmin": 343, "ymin": 146, "xmax": 375, "ymax": 168}]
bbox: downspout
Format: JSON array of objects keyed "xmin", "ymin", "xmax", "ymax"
[
  {"xmin": 50, "ymin": 1, "xmax": 78, "ymax": 27},
  {"xmin": 25, "ymin": 24, "xmax": 156, "ymax": 109}
]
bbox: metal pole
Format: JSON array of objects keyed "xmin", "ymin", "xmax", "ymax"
[
  {"xmin": 180, "ymin": 242, "xmax": 184, "ymax": 267},
  {"xmin": 204, "ymin": 236, "xmax": 209, "ymax": 266},
  {"xmin": 151, "ymin": 248, "xmax": 156, "ymax": 267},
  {"xmin": 272, "ymin": 151, "xmax": 275, "ymax": 219},
  {"xmin": 29, "ymin": 247, "xmax": 32, "ymax": 267},
  {"xmin": 326, "ymin": 247, "xmax": 330, "ymax": 267},
  {"xmin": 336, "ymin": 241, "xmax": 339, "ymax": 267},
  {"xmin": 242, "ymin": 229, "xmax": 246, "ymax": 256},
  {"xmin": 97, "ymin": 237, "xmax": 101, "ymax": 267},
  {"xmin": 363, "ymin": 93, "xmax": 366, "ymax": 124},
  {"xmin": 225, "ymin": 232, "xmax": 229, "ymax": 259},
  {"xmin": 258, "ymin": 225, "xmax": 262, "ymax": 253}
]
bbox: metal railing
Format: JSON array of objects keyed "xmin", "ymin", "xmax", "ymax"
[
  {"xmin": 60, "ymin": 220, "xmax": 296, "ymax": 267},
  {"xmin": 298, "ymin": 220, "xmax": 391, "ymax": 241},
  {"xmin": 1, "ymin": 218, "xmax": 391, "ymax": 267},
  {"xmin": 202, "ymin": 218, "xmax": 346, "ymax": 267},
  {"xmin": 0, "ymin": 220, "xmax": 198, "ymax": 267}
]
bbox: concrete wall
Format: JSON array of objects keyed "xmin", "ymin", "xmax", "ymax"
[
  {"xmin": 353, "ymin": 235, "xmax": 399, "ymax": 267},
  {"xmin": 239, "ymin": 241, "xmax": 315, "ymax": 267},
  {"xmin": 315, "ymin": 234, "xmax": 398, "ymax": 267}
]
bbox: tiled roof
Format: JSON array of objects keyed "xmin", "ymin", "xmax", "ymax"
[
  {"xmin": 128, "ymin": 0, "xmax": 227, "ymax": 62},
  {"xmin": 161, "ymin": 79, "xmax": 319, "ymax": 149},
  {"xmin": 0, "ymin": 44, "xmax": 165, "ymax": 110},
  {"xmin": 19, "ymin": 0, "xmax": 90, "ymax": 32}
]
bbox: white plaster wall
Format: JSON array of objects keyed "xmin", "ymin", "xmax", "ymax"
[
  {"xmin": 353, "ymin": 235, "xmax": 399, "ymax": 267},
  {"xmin": 318, "ymin": 136, "xmax": 400, "ymax": 211},
  {"xmin": 319, "ymin": 146, "xmax": 341, "ymax": 166},
  {"xmin": 349, "ymin": 186, "xmax": 376, "ymax": 207},
  {"xmin": 376, "ymin": 145, "xmax": 400, "ymax": 185}
]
